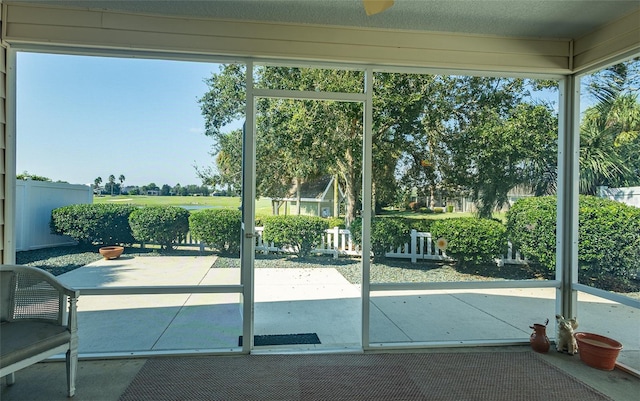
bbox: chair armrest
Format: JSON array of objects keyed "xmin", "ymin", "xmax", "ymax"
[{"xmin": 1, "ymin": 264, "xmax": 79, "ymax": 325}]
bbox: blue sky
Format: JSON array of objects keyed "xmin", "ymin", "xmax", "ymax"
[
  {"xmin": 17, "ymin": 52, "xmax": 568, "ymax": 188},
  {"xmin": 17, "ymin": 52, "xmax": 226, "ymax": 187}
]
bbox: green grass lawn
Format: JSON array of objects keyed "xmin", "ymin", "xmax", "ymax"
[
  {"xmin": 94, "ymin": 195, "xmax": 273, "ymax": 216},
  {"xmin": 378, "ymin": 209, "xmax": 507, "ymax": 222},
  {"xmin": 94, "ymin": 195, "xmax": 506, "ymax": 222}
]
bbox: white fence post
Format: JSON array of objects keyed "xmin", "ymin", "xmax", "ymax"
[{"xmin": 410, "ymin": 229, "xmax": 417, "ymax": 264}]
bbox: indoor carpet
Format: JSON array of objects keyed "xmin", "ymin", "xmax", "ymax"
[{"xmin": 118, "ymin": 351, "xmax": 612, "ymax": 401}]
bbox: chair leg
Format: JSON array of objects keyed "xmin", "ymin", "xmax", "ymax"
[
  {"xmin": 6, "ymin": 373, "xmax": 15, "ymax": 386},
  {"xmin": 66, "ymin": 349, "xmax": 77, "ymax": 397}
]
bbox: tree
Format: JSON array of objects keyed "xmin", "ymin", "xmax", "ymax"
[
  {"xmin": 443, "ymin": 101, "xmax": 558, "ymax": 217},
  {"xmin": 141, "ymin": 183, "xmax": 159, "ymax": 194},
  {"xmin": 119, "ymin": 174, "xmax": 126, "ymax": 194},
  {"xmin": 108, "ymin": 174, "xmax": 116, "ymax": 196},
  {"xmin": 199, "ymin": 66, "xmax": 450, "ymax": 224},
  {"xmin": 160, "ymin": 184, "xmax": 172, "ymax": 196},
  {"xmin": 200, "ymin": 65, "xmax": 559, "ymax": 221},
  {"xmin": 94, "ymin": 177, "xmax": 102, "ymax": 193},
  {"xmin": 17, "ymin": 171, "xmax": 51, "ymax": 181},
  {"xmin": 579, "ymin": 58, "xmax": 640, "ymax": 194}
]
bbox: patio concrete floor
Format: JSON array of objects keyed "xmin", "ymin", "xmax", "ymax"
[
  {"xmin": 1, "ymin": 254, "xmax": 639, "ymax": 400},
  {"xmin": 50, "ymin": 254, "xmax": 638, "ymax": 366}
]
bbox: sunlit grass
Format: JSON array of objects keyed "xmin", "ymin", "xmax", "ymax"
[
  {"xmin": 93, "ymin": 195, "xmax": 506, "ymax": 222},
  {"xmin": 379, "ymin": 209, "xmax": 507, "ymax": 222},
  {"xmin": 93, "ymin": 195, "xmax": 273, "ymax": 216}
]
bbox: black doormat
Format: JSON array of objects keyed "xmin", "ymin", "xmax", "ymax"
[{"xmin": 238, "ymin": 333, "xmax": 321, "ymax": 346}]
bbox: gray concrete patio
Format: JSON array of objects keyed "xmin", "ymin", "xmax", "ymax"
[{"xmin": 54, "ymin": 254, "xmax": 638, "ymax": 371}]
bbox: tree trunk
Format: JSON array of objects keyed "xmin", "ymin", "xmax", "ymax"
[
  {"xmin": 341, "ymin": 147, "xmax": 358, "ymax": 227},
  {"xmin": 333, "ymin": 175, "xmax": 339, "ymax": 218},
  {"xmin": 296, "ymin": 177, "xmax": 302, "ymax": 215}
]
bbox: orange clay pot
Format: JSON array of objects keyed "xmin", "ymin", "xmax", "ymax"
[
  {"xmin": 575, "ymin": 332, "xmax": 622, "ymax": 371},
  {"xmin": 99, "ymin": 246, "xmax": 124, "ymax": 260}
]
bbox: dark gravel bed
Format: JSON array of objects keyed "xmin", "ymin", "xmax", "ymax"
[
  {"xmin": 214, "ymin": 253, "xmax": 543, "ymax": 285},
  {"xmin": 15, "ymin": 245, "xmax": 215, "ymax": 276}
]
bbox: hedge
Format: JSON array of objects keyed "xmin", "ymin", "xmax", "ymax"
[
  {"xmin": 50, "ymin": 203, "xmax": 137, "ymax": 245},
  {"xmin": 505, "ymin": 196, "xmax": 557, "ymax": 272},
  {"xmin": 506, "ymin": 195, "xmax": 640, "ymax": 291},
  {"xmin": 430, "ymin": 217, "xmax": 507, "ymax": 267},
  {"xmin": 262, "ymin": 215, "xmax": 329, "ymax": 258},
  {"xmin": 350, "ymin": 217, "xmax": 411, "ymax": 259},
  {"xmin": 129, "ymin": 206, "xmax": 190, "ymax": 250},
  {"xmin": 189, "ymin": 209, "xmax": 242, "ymax": 255}
]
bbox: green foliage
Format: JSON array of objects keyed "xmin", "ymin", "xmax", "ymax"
[
  {"xmin": 505, "ymin": 196, "xmax": 558, "ymax": 273},
  {"xmin": 326, "ymin": 217, "xmax": 346, "ymax": 229},
  {"xmin": 445, "ymin": 102, "xmax": 558, "ymax": 218},
  {"xmin": 17, "ymin": 171, "xmax": 51, "ymax": 181},
  {"xmin": 430, "ymin": 217, "xmax": 507, "ymax": 267},
  {"xmin": 350, "ymin": 217, "xmax": 411, "ymax": 258},
  {"xmin": 262, "ymin": 215, "xmax": 329, "ymax": 258},
  {"xmin": 506, "ymin": 196, "xmax": 640, "ymax": 291},
  {"xmin": 408, "ymin": 218, "xmax": 436, "ymax": 233},
  {"xmin": 577, "ymin": 196, "xmax": 640, "ymax": 290},
  {"xmin": 128, "ymin": 206, "xmax": 190, "ymax": 250},
  {"xmin": 189, "ymin": 209, "xmax": 241, "ymax": 255},
  {"xmin": 50, "ymin": 204, "xmax": 136, "ymax": 245}
]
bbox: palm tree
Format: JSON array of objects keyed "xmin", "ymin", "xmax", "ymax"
[
  {"xmin": 579, "ymin": 90, "xmax": 639, "ymax": 194},
  {"xmin": 108, "ymin": 174, "xmax": 116, "ymax": 196},
  {"xmin": 94, "ymin": 177, "xmax": 102, "ymax": 194},
  {"xmin": 119, "ymin": 174, "xmax": 125, "ymax": 195}
]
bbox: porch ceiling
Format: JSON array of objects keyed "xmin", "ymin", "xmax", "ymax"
[{"xmin": 13, "ymin": 0, "xmax": 640, "ymax": 41}]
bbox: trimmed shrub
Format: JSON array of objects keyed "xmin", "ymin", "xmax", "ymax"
[
  {"xmin": 430, "ymin": 217, "xmax": 507, "ymax": 267},
  {"xmin": 262, "ymin": 215, "xmax": 329, "ymax": 258},
  {"xmin": 50, "ymin": 203, "xmax": 136, "ymax": 245},
  {"xmin": 409, "ymin": 218, "xmax": 436, "ymax": 233},
  {"xmin": 506, "ymin": 195, "xmax": 640, "ymax": 291},
  {"xmin": 505, "ymin": 196, "xmax": 557, "ymax": 273},
  {"xmin": 326, "ymin": 217, "xmax": 346, "ymax": 229},
  {"xmin": 578, "ymin": 196, "xmax": 640, "ymax": 290},
  {"xmin": 433, "ymin": 207, "xmax": 445, "ymax": 213},
  {"xmin": 129, "ymin": 206, "xmax": 190, "ymax": 250},
  {"xmin": 350, "ymin": 217, "xmax": 411, "ymax": 259},
  {"xmin": 189, "ymin": 209, "xmax": 241, "ymax": 255}
]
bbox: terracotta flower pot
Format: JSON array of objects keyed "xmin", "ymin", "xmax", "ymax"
[
  {"xmin": 99, "ymin": 246, "xmax": 124, "ymax": 260},
  {"xmin": 574, "ymin": 332, "xmax": 622, "ymax": 371}
]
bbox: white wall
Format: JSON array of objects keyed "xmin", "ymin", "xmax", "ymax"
[
  {"xmin": 598, "ymin": 186, "xmax": 640, "ymax": 208},
  {"xmin": 16, "ymin": 179, "xmax": 92, "ymax": 251}
]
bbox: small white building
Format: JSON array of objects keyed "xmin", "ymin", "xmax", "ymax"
[{"xmin": 273, "ymin": 176, "xmax": 344, "ymax": 218}]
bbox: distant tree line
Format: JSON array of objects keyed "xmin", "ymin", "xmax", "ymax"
[{"xmin": 119, "ymin": 183, "xmax": 221, "ymax": 197}]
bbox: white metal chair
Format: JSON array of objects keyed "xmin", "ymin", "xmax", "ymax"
[{"xmin": 0, "ymin": 264, "xmax": 79, "ymax": 397}]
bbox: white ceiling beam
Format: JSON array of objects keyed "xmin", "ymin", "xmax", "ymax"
[
  {"xmin": 2, "ymin": 2, "xmax": 571, "ymax": 74},
  {"xmin": 573, "ymin": 8, "xmax": 640, "ymax": 73}
]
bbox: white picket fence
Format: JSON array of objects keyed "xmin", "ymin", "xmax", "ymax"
[{"xmin": 252, "ymin": 227, "xmax": 527, "ymax": 265}]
